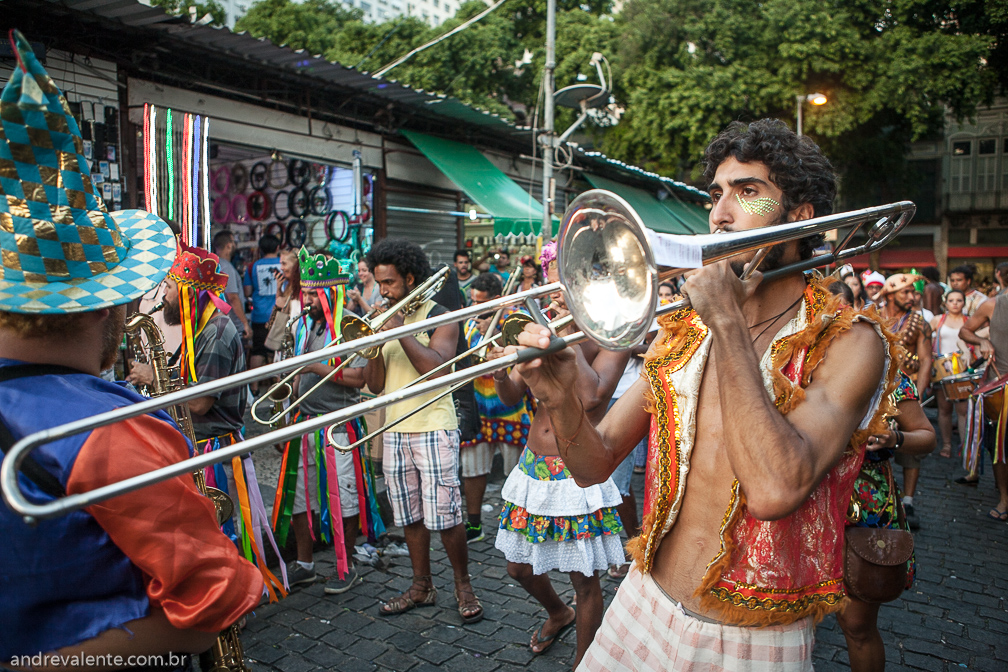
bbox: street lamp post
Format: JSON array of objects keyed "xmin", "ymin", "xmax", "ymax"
[{"xmin": 796, "ymin": 92, "xmax": 827, "ymax": 136}]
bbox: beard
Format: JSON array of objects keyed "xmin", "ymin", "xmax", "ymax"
[
  {"xmin": 99, "ymin": 305, "xmax": 127, "ymax": 371},
  {"xmin": 162, "ymin": 296, "xmax": 182, "ymax": 326},
  {"xmin": 727, "ymin": 213, "xmax": 792, "ymax": 277}
]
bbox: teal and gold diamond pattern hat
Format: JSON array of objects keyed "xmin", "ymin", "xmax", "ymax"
[{"xmin": 0, "ymin": 30, "xmax": 175, "ymax": 314}]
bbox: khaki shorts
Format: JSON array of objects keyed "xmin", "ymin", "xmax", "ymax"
[{"xmin": 459, "ymin": 441, "xmax": 522, "ymax": 478}]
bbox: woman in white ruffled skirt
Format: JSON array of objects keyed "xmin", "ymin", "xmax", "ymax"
[{"xmin": 491, "ymin": 242, "xmax": 627, "ymax": 668}]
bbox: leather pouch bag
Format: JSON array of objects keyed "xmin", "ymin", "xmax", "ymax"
[{"xmin": 844, "ymin": 526, "xmax": 913, "ymax": 603}]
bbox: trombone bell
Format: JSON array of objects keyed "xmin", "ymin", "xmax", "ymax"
[
  {"xmin": 558, "ymin": 191, "xmax": 658, "ymax": 350},
  {"xmin": 341, "ymin": 315, "xmax": 380, "ymax": 359}
]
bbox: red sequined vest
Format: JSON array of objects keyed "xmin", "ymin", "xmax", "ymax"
[{"xmin": 628, "ymin": 282, "xmax": 898, "ymax": 626}]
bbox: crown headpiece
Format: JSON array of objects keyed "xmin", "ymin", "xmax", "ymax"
[
  {"xmin": 168, "ymin": 240, "xmax": 227, "ymax": 294},
  {"xmin": 299, "ymin": 247, "xmax": 351, "ymax": 288}
]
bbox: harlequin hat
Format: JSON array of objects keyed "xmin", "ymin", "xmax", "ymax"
[
  {"xmin": 0, "ymin": 30, "xmax": 175, "ymax": 314},
  {"xmin": 298, "ymin": 246, "xmax": 351, "ymax": 289},
  {"xmin": 882, "ymin": 273, "xmax": 923, "ymax": 296},
  {"xmin": 168, "ymin": 239, "xmax": 227, "ymax": 294}
]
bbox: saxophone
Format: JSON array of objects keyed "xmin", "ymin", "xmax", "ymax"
[{"xmin": 122, "ymin": 309, "xmax": 251, "ymax": 672}]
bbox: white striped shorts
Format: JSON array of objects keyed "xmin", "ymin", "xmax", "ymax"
[{"xmin": 578, "ymin": 565, "xmax": 815, "ymax": 672}]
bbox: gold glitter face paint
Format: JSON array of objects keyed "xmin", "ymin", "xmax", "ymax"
[{"xmin": 736, "ymin": 193, "xmax": 780, "ymax": 217}]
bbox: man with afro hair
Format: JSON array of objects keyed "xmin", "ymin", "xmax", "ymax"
[{"xmin": 363, "ymin": 239, "xmax": 483, "ymax": 623}]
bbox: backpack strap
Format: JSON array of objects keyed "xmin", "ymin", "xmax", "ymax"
[{"xmin": 0, "ymin": 364, "xmax": 86, "ymax": 499}]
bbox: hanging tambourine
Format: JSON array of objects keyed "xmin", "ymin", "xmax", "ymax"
[
  {"xmin": 264, "ymin": 221, "xmax": 285, "ymax": 243},
  {"xmin": 231, "ymin": 163, "xmax": 248, "ymax": 193},
  {"xmin": 249, "ymin": 161, "xmax": 269, "ymax": 191},
  {"xmin": 286, "ymin": 219, "xmax": 308, "ymax": 249},
  {"xmin": 211, "ymin": 165, "xmax": 230, "ymax": 195},
  {"xmin": 247, "ymin": 190, "xmax": 272, "ymax": 221},
  {"xmin": 326, "ymin": 210, "xmax": 351, "ymax": 243},
  {"xmin": 268, "ymin": 159, "xmax": 289, "ymax": 189},
  {"xmin": 349, "ymin": 203, "xmax": 371, "ymax": 224},
  {"xmin": 273, "ymin": 190, "xmax": 290, "ymax": 221},
  {"xmin": 212, "ymin": 196, "xmax": 232, "ymax": 224},
  {"xmin": 309, "ymin": 185, "xmax": 332, "ymax": 216},
  {"xmin": 288, "ymin": 188, "xmax": 309, "ymax": 219},
  {"xmin": 288, "ymin": 159, "xmax": 311, "ymax": 187},
  {"xmin": 231, "ymin": 193, "xmax": 248, "ymax": 223}
]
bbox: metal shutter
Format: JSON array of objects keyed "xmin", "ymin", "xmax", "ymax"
[{"xmin": 384, "ymin": 186, "xmax": 459, "ymax": 268}]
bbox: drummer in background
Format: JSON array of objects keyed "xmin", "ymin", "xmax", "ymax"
[
  {"xmin": 930, "ymin": 290, "xmax": 972, "ymax": 458},
  {"xmin": 958, "ymin": 262, "xmax": 1008, "ymax": 521}
]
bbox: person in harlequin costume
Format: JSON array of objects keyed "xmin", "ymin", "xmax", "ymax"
[
  {"xmin": 491, "ymin": 240, "xmax": 628, "ymax": 667},
  {"xmin": 877, "ymin": 272, "xmax": 932, "ymax": 530},
  {"xmin": 459, "ymin": 271, "xmax": 535, "ymax": 543},
  {"xmin": 508, "ymin": 119, "xmax": 901, "ymax": 671},
  {"xmin": 0, "ymin": 30, "xmax": 262, "ymax": 662},
  {"xmin": 271, "ymin": 247, "xmax": 386, "ymax": 595},
  {"xmin": 128, "ymin": 240, "xmax": 287, "ymax": 601}
]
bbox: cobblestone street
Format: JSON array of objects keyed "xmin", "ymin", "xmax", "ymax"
[{"xmin": 242, "ymin": 415, "xmax": 1008, "ymax": 671}]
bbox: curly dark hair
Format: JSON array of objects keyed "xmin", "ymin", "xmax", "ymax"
[
  {"xmin": 949, "ymin": 264, "xmax": 975, "ymax": 281},
  {"xmin": 703, "ymin": 119, "xmax": 837, "ymax": 260},
  {"xmin": 472, "ymin": 272, "xmax": 503, "ymax": 297},
  {"xmin": 366, "ymin": 238, "xmax": 432, "ymax": 286}
]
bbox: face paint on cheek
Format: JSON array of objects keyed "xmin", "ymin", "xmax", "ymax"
[{"xmin": 736, "ymin": 193, "xmax": 781, "ymax": 217}]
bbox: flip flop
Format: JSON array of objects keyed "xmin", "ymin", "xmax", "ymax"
[
  {"xmin": 530, "ymin": 615, "xmax": 576, "ymax": 655},
  {"xmin": 988, "ymin": 508, "xmax": 1008, "ymax": 522}
]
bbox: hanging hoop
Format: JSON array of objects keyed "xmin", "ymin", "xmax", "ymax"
[
  {"xmin": 286, "ymin": 219, "xmax": 308, "ymax": 249},
  {"xmin": 307, "ymin": 218, "xmax": 329, "ymax": 250},
  {"xmin": 264, "ymin": 221, "xmax": 285, "ymax": 242},
  {"xmin": 211, "ymin": 165, "xmax": 230, "ymax": 195},
  {"xmin": 288, "ymin": 159, "xmax": 311, "ymax": 187},
  {"xmin": 309, "ymin": 185, "xmax": 332, "ymax": 216},
  {"xmin": 273, "ymin": 190, "xmax": 290, "ymax": 221},
  {"xmin": 212, "ymin": 195, "xmax": 232, "ymax": 224},
  {"xmin": 249, "ymin": 161, "xmax": 269, "ymax": 191},
  {"xmin": 231, "ymin": 193, "xmax": 248, "ymax": 223},
  {"xmin": 268, "ymin": 159, "xmax": 289, "ymax": 189},
  {"xmin": 349, "ymin": 203, "xmax": 371, "ymax": 225},
  {"xmin": 247, "ymin": 190, "xmax": 272, "ymax": 221},
  {"xmin": 326, "ymin": 210, "xmax": 351, "ymax": 242},
  {"xmin": 230, "ymin": 163, "xmax": 248, "ymax": 193},
  {"xmin": 288, "ymin": 188, "xmax": 309, "ymax": 219}
]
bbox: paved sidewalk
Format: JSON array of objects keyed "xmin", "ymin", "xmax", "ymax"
[{"xmin": 241, "ymin": 437, "xmax": 1007, "ymax": 671}]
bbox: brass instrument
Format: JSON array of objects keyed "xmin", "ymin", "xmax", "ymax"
[
  {"xmin": 124, "ymin": 301, "xmax": 164, "ymax": 396},
  {"xmin": 121, "ymin": 312, "xmax": 249, "ymax": 672},
  {"xmin": 3, "ymin": 192, "xmax": 916, "ymax": 522},
  {"xmin": 251, "ymin": 265, "xmax": 450, "ymax": 426}
]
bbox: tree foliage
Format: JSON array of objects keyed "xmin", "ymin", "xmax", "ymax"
[
  {"xmin": 150, "ymin": 0, "xmax": 227, "ymax": 27},
  {"xmin": 236, "ymin": 0, "xmax": 1000, "ymax": 200}
]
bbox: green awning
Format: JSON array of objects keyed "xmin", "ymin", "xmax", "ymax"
[
  {"xmin": 401, "ymin": 130, "xmax": 543, "ymax": 236},
  {"xmin": 584, "ymin": 174, "xmax": 709, "ymax": 235}
]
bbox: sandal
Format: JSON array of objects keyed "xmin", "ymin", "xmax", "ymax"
[
  {"xmin": 988, "ymin": 507, "xmax": 1008, "ymax": 522},
  {"xmin": 454, "ymin": 576, "xmax": 484, "ymax": 624},
  {"xmin": 530, "ymin": 611, "xmax": 576, "ymax": 655},
  {"xmin": 955, "ymin": 476, "xmax": 980, "ymax": 487},
  {"xmin": 379, "ymin": 575, "xmax": 437, "ymax": 616}
]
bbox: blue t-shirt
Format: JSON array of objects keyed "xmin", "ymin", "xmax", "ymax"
[{"xmin": 244, "ymin": 257, "xmax": 281, "ymax": 324}]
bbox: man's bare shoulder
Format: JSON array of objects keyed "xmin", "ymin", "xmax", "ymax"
[{"xmin": 809, "ymin": 317, "xmax": 886, "ymax": 397}]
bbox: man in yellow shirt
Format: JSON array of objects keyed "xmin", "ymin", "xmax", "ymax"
[{"xmin": 363, "ymin": 239, "xmax": 483, "ymax": 624}]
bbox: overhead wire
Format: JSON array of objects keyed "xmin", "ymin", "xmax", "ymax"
[{"xmin": 374, "ymin": 0, "xmax": 508, "ymax": 78}]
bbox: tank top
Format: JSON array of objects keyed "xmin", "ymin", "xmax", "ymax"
[
  {"xmin": 934, "ymin": 314, "xmax": 969, "ymax": 358},
  {"xmin": 382, "ymin": 298, "xmax": 459, "ymax": 433}
]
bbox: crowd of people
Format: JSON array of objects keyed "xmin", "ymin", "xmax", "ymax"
[{"xmin": 3, "ymin": 33, "xmax": 1007, "ymax": 672}]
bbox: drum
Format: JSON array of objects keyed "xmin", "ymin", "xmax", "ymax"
[
  {"xmin": 941, "ymin": 370, "xmax": 983, "ymax": 401},
  {"xmin": 932, "ymin": 353, "xmax": 967, "ymax": 382}
]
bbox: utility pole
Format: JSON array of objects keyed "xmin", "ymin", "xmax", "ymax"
[{"xmin": 540, "ymin": 0, "xmax": 556, "ymax": 241}]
